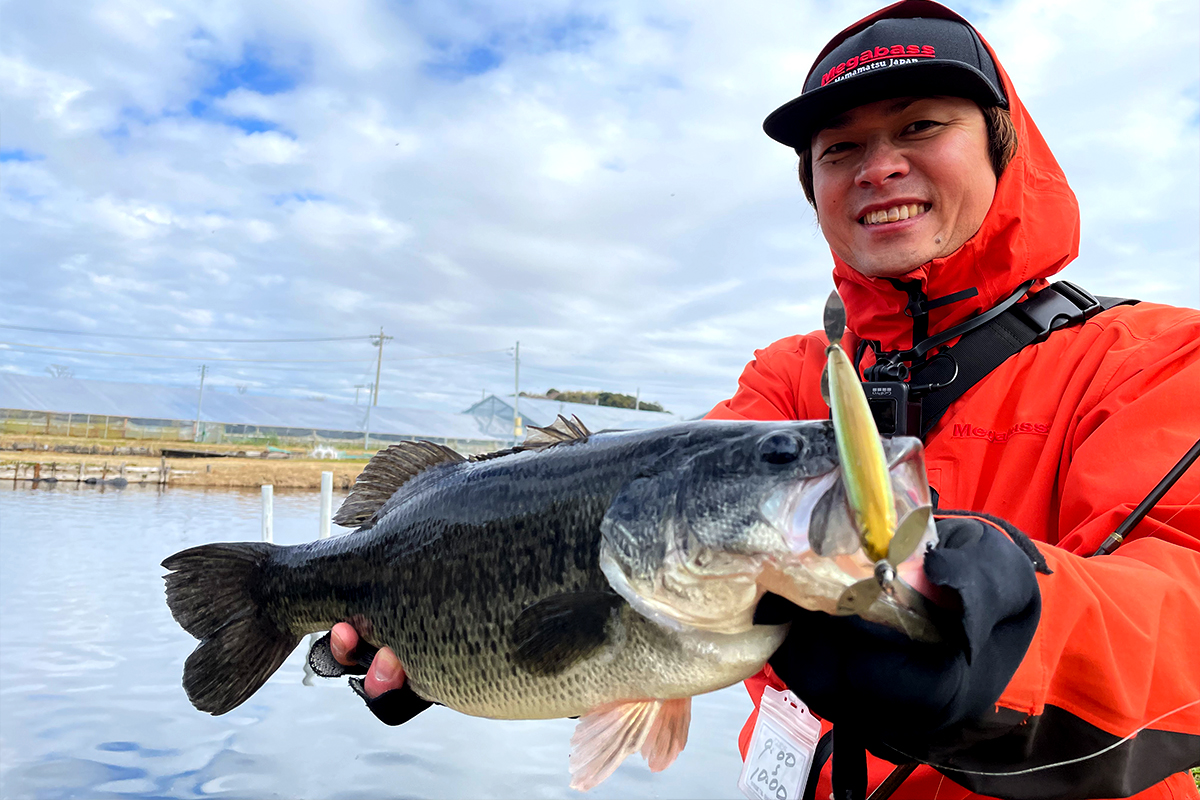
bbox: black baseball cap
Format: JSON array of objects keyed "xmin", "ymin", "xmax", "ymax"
[{"xmin": 763, "ymin": 5, "xmax": 1007, "ymax": 150}]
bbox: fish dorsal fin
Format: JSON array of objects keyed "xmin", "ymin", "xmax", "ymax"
[
  {"xmin": 469, "ymin": 415, "xmax": 593, "ymax": 463},
  {"xmin": 525, "ymin": 414, "xmax": 592, "ymax": 447},
  {"xmin": 333, "ymin": 441, "xmax": 465, "ymax": 527},
  {"xmin": 569, "ymin": 697, "xmax": 692, "ymax": 791}
]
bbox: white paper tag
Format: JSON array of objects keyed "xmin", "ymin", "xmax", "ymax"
[{"xmin": 738, "ymin": 687, "xmax": 822, "ymax": 800}]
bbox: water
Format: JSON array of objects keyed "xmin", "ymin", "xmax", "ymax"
[{"xmin": 0, "ymin": 483, "xmax": 755, "ymax": 799}]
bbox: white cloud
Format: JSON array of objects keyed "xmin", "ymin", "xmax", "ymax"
[
  {"xmin": 1, "ymin": 0, "xmax": 1195, "ymax": 418},
  {"xmin": 227, "ymin": 131, "xmax": 305, "ymax": 165}
]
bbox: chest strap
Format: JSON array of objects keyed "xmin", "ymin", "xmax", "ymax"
[{"xmin": 911, "ymin": 281, "xmax": 1137, "ymax": 438}]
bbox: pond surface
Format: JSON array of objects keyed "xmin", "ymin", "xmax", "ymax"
[{"xmin": 0, "ymin": 482, "xmax": 755, "ymax": 799}]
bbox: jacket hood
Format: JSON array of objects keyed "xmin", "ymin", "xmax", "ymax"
[{"xmin": 820, "ymin": 1, "xmax": 1080, "ymax": 353}]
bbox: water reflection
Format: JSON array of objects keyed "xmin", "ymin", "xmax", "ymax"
[{"xmin": 0, "ymin": 483, "xmax": 753, "ymax": 799}]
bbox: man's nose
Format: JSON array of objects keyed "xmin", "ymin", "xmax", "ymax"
[{"xmin": 856, "ymin": 139, "xmax": 908, "ymax": 187}]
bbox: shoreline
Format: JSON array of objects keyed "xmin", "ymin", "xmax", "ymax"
[{"xmin": 1, "ymin": 435, "xmax": 371, "ymax": 489}]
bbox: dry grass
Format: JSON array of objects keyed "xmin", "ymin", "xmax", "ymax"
[{"xmin": 1, "ymin": 433, "xmax": 370, "ymax": 489}]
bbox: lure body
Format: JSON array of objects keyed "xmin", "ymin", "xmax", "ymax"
[{"xmin": 823, "ymin": 293, "xmax": 897, "ymax": 562}]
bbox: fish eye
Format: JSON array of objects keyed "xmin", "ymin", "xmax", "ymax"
[{"xmin": 758, "ymin": 433, "xmax": 802, "ymax": 465}]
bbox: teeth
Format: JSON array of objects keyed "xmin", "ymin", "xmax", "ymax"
[{"xmin": 861, "ymin": 203, "xmax": 929, "ymax": 225}]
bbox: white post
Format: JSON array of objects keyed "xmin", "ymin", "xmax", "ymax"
[
  {"xmin": 262, "ymin": 484, "xmax": 274, "ymax": 543},
  {"xmin": 319, "ymin": 471, "xmax": 333, "ymax": 539}
]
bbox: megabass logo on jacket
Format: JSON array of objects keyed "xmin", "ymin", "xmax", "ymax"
[
  {"xmin": 820, "ymin": 45, "xmax": 936, "ymax": 86},
  {"xmin": 952, "ymin": 421, "xmax": 1050, "ymax": 443}
]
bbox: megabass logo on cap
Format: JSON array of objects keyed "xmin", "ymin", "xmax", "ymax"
[{"xmin": 820, "ymin": 45, "xmax": 936, "ymax": 87}]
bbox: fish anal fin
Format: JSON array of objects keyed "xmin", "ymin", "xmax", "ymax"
[
  {"xmin": 570, "ymin": 698, "xmax": 692, "ymax": 791},
  {"xmin": 640, "ymin": 697, "xmax": 691, "ymax": 772},
  {"xmin": 510, "ymin": 591, "xmax": 622, "ymax": 677},
  {"xmin": 333, "ymin": 441, "xmax": 465, "ymax": 527}
]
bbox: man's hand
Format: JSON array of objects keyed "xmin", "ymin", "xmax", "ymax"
[
  {"xmin": 330, "ymin": 622, "xmax": 406, "ymax": 698},
  {"xmin": 308, "ymin": 622, "xmax": 434, "ymax": 726},
  {"xmin": 756, "ymin": 510, "xmax": 1047, "ymax": 755}
]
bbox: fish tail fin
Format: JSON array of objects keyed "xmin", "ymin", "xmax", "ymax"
[{"xmin": 162, "ymin": 542, "xmax": 300, "ymax": 715}]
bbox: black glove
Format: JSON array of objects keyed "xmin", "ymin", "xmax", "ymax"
[
  {"xmin": 307, "ymin": 632, "xmax": 433, "ymax": 726},
  {"xmin": 755, "ymin": 510, "xmax": 1049, "ymax": 755}
]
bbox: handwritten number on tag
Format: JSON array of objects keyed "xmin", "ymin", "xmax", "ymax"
[{"xmin": 749, "ymin": 735, "xmax": 801, "ymax": 800}]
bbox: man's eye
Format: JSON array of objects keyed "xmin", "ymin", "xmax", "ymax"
[
  {"xmin": 904, "ymin": 119, "xmax": 941, "ymax": 134},
  {"xmin": 819, "ymin": 142, "xmax": 856, "ymax": 159}
]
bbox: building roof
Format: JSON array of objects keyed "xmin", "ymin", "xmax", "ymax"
[
  {"xmin": 0, "ymin": 373, "xmax": 504, "ymax": 442},
  {"xmin": 465, "ymin": 394, "xmax": 680, "ymax": 439}
]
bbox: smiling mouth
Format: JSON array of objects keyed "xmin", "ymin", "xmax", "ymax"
[{"xmin": 860, "ymin": 203, "xmax": 931, "ymax": 226}]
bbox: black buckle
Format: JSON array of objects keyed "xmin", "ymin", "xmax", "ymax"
[{"xmin": 1012, "ymin": 281, "xmax": 1102, "ymax": 343}]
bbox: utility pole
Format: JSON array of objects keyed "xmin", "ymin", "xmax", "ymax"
[
  {"xmin": 354, "ymin": 384, "xmax": 367, "ymax": 405},
  {"xmin": 370, "ymin": 327, "xmax": 392, "ymax": 407},
  {"xmin": 193, "ymin": 364, "xmax": 207, "ymax": 442},
  {"xmin": 363, "ymin": 383, "xmax": 374, "ymax": 452},
  {"xmin": 513, "ymin": 341, "xmax": 521, "ymax": 444}
]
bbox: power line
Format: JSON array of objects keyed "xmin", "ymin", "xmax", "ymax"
[
  {"xmin": 0, "ymin": 323, "xmax": 372, "ymax": 343},
  {"xmin": 1, "ymin": 342, "xmax": 514, "ymax": 367},
  {"xmin": 0, "ymin": 342, "xmax": 376, "ymax": 363},
  {"xmin": 385, "ymin": 347, "xmax": 513, "ymax": 362}
]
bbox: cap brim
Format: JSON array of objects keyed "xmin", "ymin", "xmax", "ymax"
[{"xmin": 763, "ymin": 61, "xmax": 1007, "ymax": 150}]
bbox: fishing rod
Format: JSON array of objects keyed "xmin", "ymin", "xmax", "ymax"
[{"xmin": 1090, "ymin": 436, "xmax": 1200, "ymax": 556}]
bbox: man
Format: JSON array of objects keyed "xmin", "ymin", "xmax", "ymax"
[{"xmin": 331, "ymin": 1, "xmax": 1200, "ymax": 796}]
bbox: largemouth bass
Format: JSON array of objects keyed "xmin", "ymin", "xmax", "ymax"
[{"xmin": 163, "ymin": 416, "xmax": 936, "ymax": 790}]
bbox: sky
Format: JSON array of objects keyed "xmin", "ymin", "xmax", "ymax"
[{"xmin": 2, "ymin": 0, "xmax": 1198, "ymax": 420}]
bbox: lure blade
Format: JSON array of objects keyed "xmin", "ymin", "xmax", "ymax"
[
  {"xmin": 835, "ymin": 577, "xmax": 882, "ymax": 616},
  {"xmin": 823, "ymin": 290, "xmax": 846, "ymax": 345},
  {"xmin": 886, "ymin": 505, "xmax": 932, "ymax": 565}
]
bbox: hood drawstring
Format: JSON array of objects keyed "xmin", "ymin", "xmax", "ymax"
[{"xmin": 860, "ymin": 283, "xmax": 988, "ymax": 385}]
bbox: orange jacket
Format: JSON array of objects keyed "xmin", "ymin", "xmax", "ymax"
[{"xmin": 708, "ymin": 2, "xmax": 1200, "ymax": 797}]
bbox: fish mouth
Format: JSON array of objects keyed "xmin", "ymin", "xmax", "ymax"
[
  {"xmin": 760, "ymin": 436, "xmax": 931, "ymax": 559},
  {"xmin": 758, "ymin": 469, "xmax": 853, "ymax": 558},
  {"xmin": 755, "ymin": 436, "xmax": 938, "ymax": 620}
]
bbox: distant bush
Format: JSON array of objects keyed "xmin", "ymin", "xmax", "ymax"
[{"xmin": 523, "ymin": 389, "xmax": 666, "ymax": 413}]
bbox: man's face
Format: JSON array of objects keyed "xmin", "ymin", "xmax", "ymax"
[{"xmin": 810, "ymin": 96, "xmax": 997, "ymax": 278}]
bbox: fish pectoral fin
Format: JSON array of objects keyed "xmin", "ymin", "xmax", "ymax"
[
  {"xmin": 570, "ymin": 698, "xmax": 692, "ymax": 791},
  {"xmin": 333, "ymin": 441, "xmax": 466, "ymax": 528},
  {"xmin": 510, "ymin": 591, "xmax": 623, "ymax": 677}
]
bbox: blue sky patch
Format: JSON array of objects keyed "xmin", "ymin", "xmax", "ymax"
[
  {"xmin": 534, "ymin": 12, "xmax": 606, "ymax": 53},
  {"xmin": 0, "ymin": 149, "xmax": 45, "ymax": 162},
  {"xmin": 424, "ymin": 44, "xmax": 503, "ymax": 80},
  {"xmin": 0, "ymin": 148, "xmax": 44, "ymax": 163},
  {"xmin": 421, "ymin": 11, "xmax": 608, "ymax": 81},
  {"xmin": 271, "ymin": 191, "xmax": 326, "ymax": 205},
  {"xmin": 182, "ymin": 44, "xmax": 301, "ymax": 134},
  {"xmin": 204, "ymin": 48, "xmax": 298, "ymax": 98}
]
